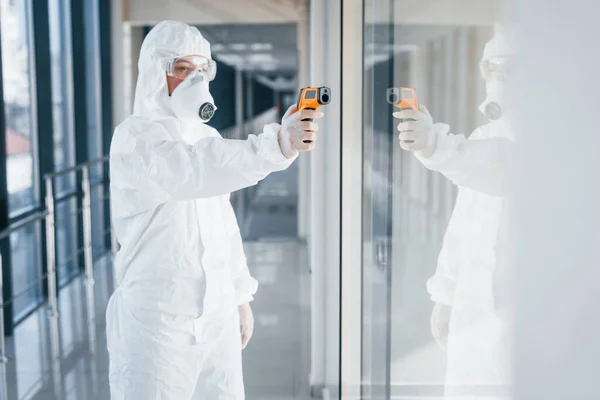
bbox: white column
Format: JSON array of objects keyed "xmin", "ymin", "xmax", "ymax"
[
  {"xmin": 121, "ymin": 23, "xmax": 143, "ymax": 118},
  {"xmin": 323, "ymin": 0, "xmax": 342, "ymax": 391},
  {"xmin": 309, "ymin": 0, "xmax": 326, "ymax": 392},
  {"xmin": 297, "ymin": 0, "xmax": 310, "ymax": 240},
  {"xmin": 339, "ymin": 0, "xmax": 363, "ymax": 397},
  {"xmin": 309, "ymin": 0, "xmax": 343, "ymax": 396}
]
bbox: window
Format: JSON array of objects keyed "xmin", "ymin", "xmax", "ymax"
[
  {"xmin": 360, "ymin": 1, "xmax": 504, "ymax": 398},
  {"xmin": 1, "ymin": 0, "xmax": 39, "ymax": 213},
  {"xmin": 84, "ymin": 0, "xmax": 102, "ymax": 171},
  {"xmin": 1, "ymin": 0, "xmax": 44, "ymax": 320},
  {"xmin": 84, "ymin": 0, "xmax": 107, "ymax": 259},
  {"xmin": 49, "ymin": 0, "xmax": 79, "ymax": 284},
  {"xmin": 49, "ymin": 0, "xmax": 76, "ymax": 184}
]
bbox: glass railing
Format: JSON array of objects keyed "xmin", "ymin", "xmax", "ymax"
[{"xmin": 0, "ymin": 155, "xmax": 115, "ymax": 394}]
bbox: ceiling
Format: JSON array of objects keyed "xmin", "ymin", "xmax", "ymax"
[
  {"xmin": 125, "ymin": 0, "xmax": 503, "ymax": 82},
  {"xmin": 124, "ymin": 0, "xmax": 503, "ymax": 26},
  {"xmin": 197, "ymin": 24, "xmax": 298, "ymax": 75},
  {"xmin": 391, "ymin": 0, "xmax": 504, "ymax": 25},
  {"xmin": 124, "ymin": 0, "xmax": 304, "ymax": 26}
]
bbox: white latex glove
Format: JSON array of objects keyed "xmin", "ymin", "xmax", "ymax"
[
  {"xmin": 393, "ymin": 105, "xmax": 437, "ymax": 157},
  {"xmin": 278, "ymin": 105, "xmax": 324, "ymax": 159},
  {"xmin": 431, "ymin": 302, "xmax": 452, "ymax": 350},
  {"xmin": 239, "ymin": 303, "xmax": 255, "ymax": 350}
]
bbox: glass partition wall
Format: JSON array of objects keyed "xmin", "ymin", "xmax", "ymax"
[{"xmin": 355, "ymin": 0, "xmax": 506, "ymax": 398}]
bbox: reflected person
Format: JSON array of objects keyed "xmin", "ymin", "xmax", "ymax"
[{"xmin": 394, "ymin": 29, "xmax": 515, "ymax": 399}]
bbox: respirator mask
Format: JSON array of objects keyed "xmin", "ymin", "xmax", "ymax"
[{"xmin": 170, "ymin": 75, "xmax": 217, "ymax": 123}]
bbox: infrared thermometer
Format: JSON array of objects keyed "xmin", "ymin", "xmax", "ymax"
[{"xmin": 297, "ymin": 86, "xmax": 331, "ymax": 143}]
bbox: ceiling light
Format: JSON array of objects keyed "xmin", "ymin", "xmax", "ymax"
[
  {"xmin": 250, "ymin": 43, "xmax": 273, "ymax": 51},
  {"xmin": 230, "ymin": 43, "xmax": 248, "ymax": 51},
  {"xmin": 247, "ymin": 53, "xmax": 275, "ymax": 64},
  {"xmin": 211, "ymin": 43, "xmax": 225, "ymax": 52},
  {"xmin": 216, "ymin": 54, "xmax": 244, "ymax": 65},
  {"xmin": 260, "ymin": 63, "xmax": 278, "ymax": 72}
]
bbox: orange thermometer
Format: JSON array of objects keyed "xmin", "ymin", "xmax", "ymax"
[{"xmin": 297, "ymin": 86, "xmax": 331, "ymax": 143}]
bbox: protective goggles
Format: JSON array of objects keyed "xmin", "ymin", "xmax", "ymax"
[
  {"xmin": 166, "ymin": 55, "xmax": 217, "ymax": 82},
  {"xmin": 479, "ymin": 55, "xmax": 511, "ymax": 81}
]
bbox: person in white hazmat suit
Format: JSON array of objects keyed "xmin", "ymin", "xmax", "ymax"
[
  {"xmin": 394, "ymin": 30, "xmax": 515, "ymax": 398},
  {"xmin": 106, "ymin": 21, "xmax": 323, "ymax": 400}
]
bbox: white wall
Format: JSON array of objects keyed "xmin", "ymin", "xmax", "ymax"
[
  {"xmin": 512, "ymin": 1, "xmax": 600, "ymax": 399},
  {"xmin": 392, "ymin": 0, "xmax": 504, "ymax": 25}
]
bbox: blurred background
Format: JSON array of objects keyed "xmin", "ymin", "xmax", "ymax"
[{"xmin": 1, "ymin": 0, "xmax": 599, "ymax": 399}]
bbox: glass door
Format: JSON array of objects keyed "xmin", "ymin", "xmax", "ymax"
[
  {"xmin": 359, "ymin": 1, "xmax": 507, "ymax": 398},
  {"xmin": 361, "ymin": 0, "xmax": 396, "ymax": 398}
]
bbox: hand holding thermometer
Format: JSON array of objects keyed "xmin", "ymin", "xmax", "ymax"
[
  {"xmin": 297, "ymin": 86, "xmax": 331, "ymax": 143},
  {"xmin": 388, "ymin": 87, "xmax": 419, "ymax": 143}
]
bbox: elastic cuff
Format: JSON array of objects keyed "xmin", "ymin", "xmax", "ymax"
[{"xmin": 261, "ymin": 123, "xmax": 298, "ymax": 165}]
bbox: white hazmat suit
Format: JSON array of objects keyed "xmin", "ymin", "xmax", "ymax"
[
  {"xmin": 395, "ymin": 30, "xmax": 515, "ymax": 399},
  {"xmin": 106, "ymin": 21, "xmax": 303, "ymax": 399}
]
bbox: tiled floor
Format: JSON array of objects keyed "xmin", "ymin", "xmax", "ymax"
[{"xmin": 243, "ymin": 241, "xmax": 311, "ymax": 400}]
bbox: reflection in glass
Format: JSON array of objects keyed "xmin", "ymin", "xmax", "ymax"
[{"xmin": 361, "ymin": 1, "xmax": 510, "ymax": 398}]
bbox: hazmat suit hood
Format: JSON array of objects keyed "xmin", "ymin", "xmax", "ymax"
[{"xmin": 133, "ymin": 20, "xmax": 214, "ymax": 130}]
